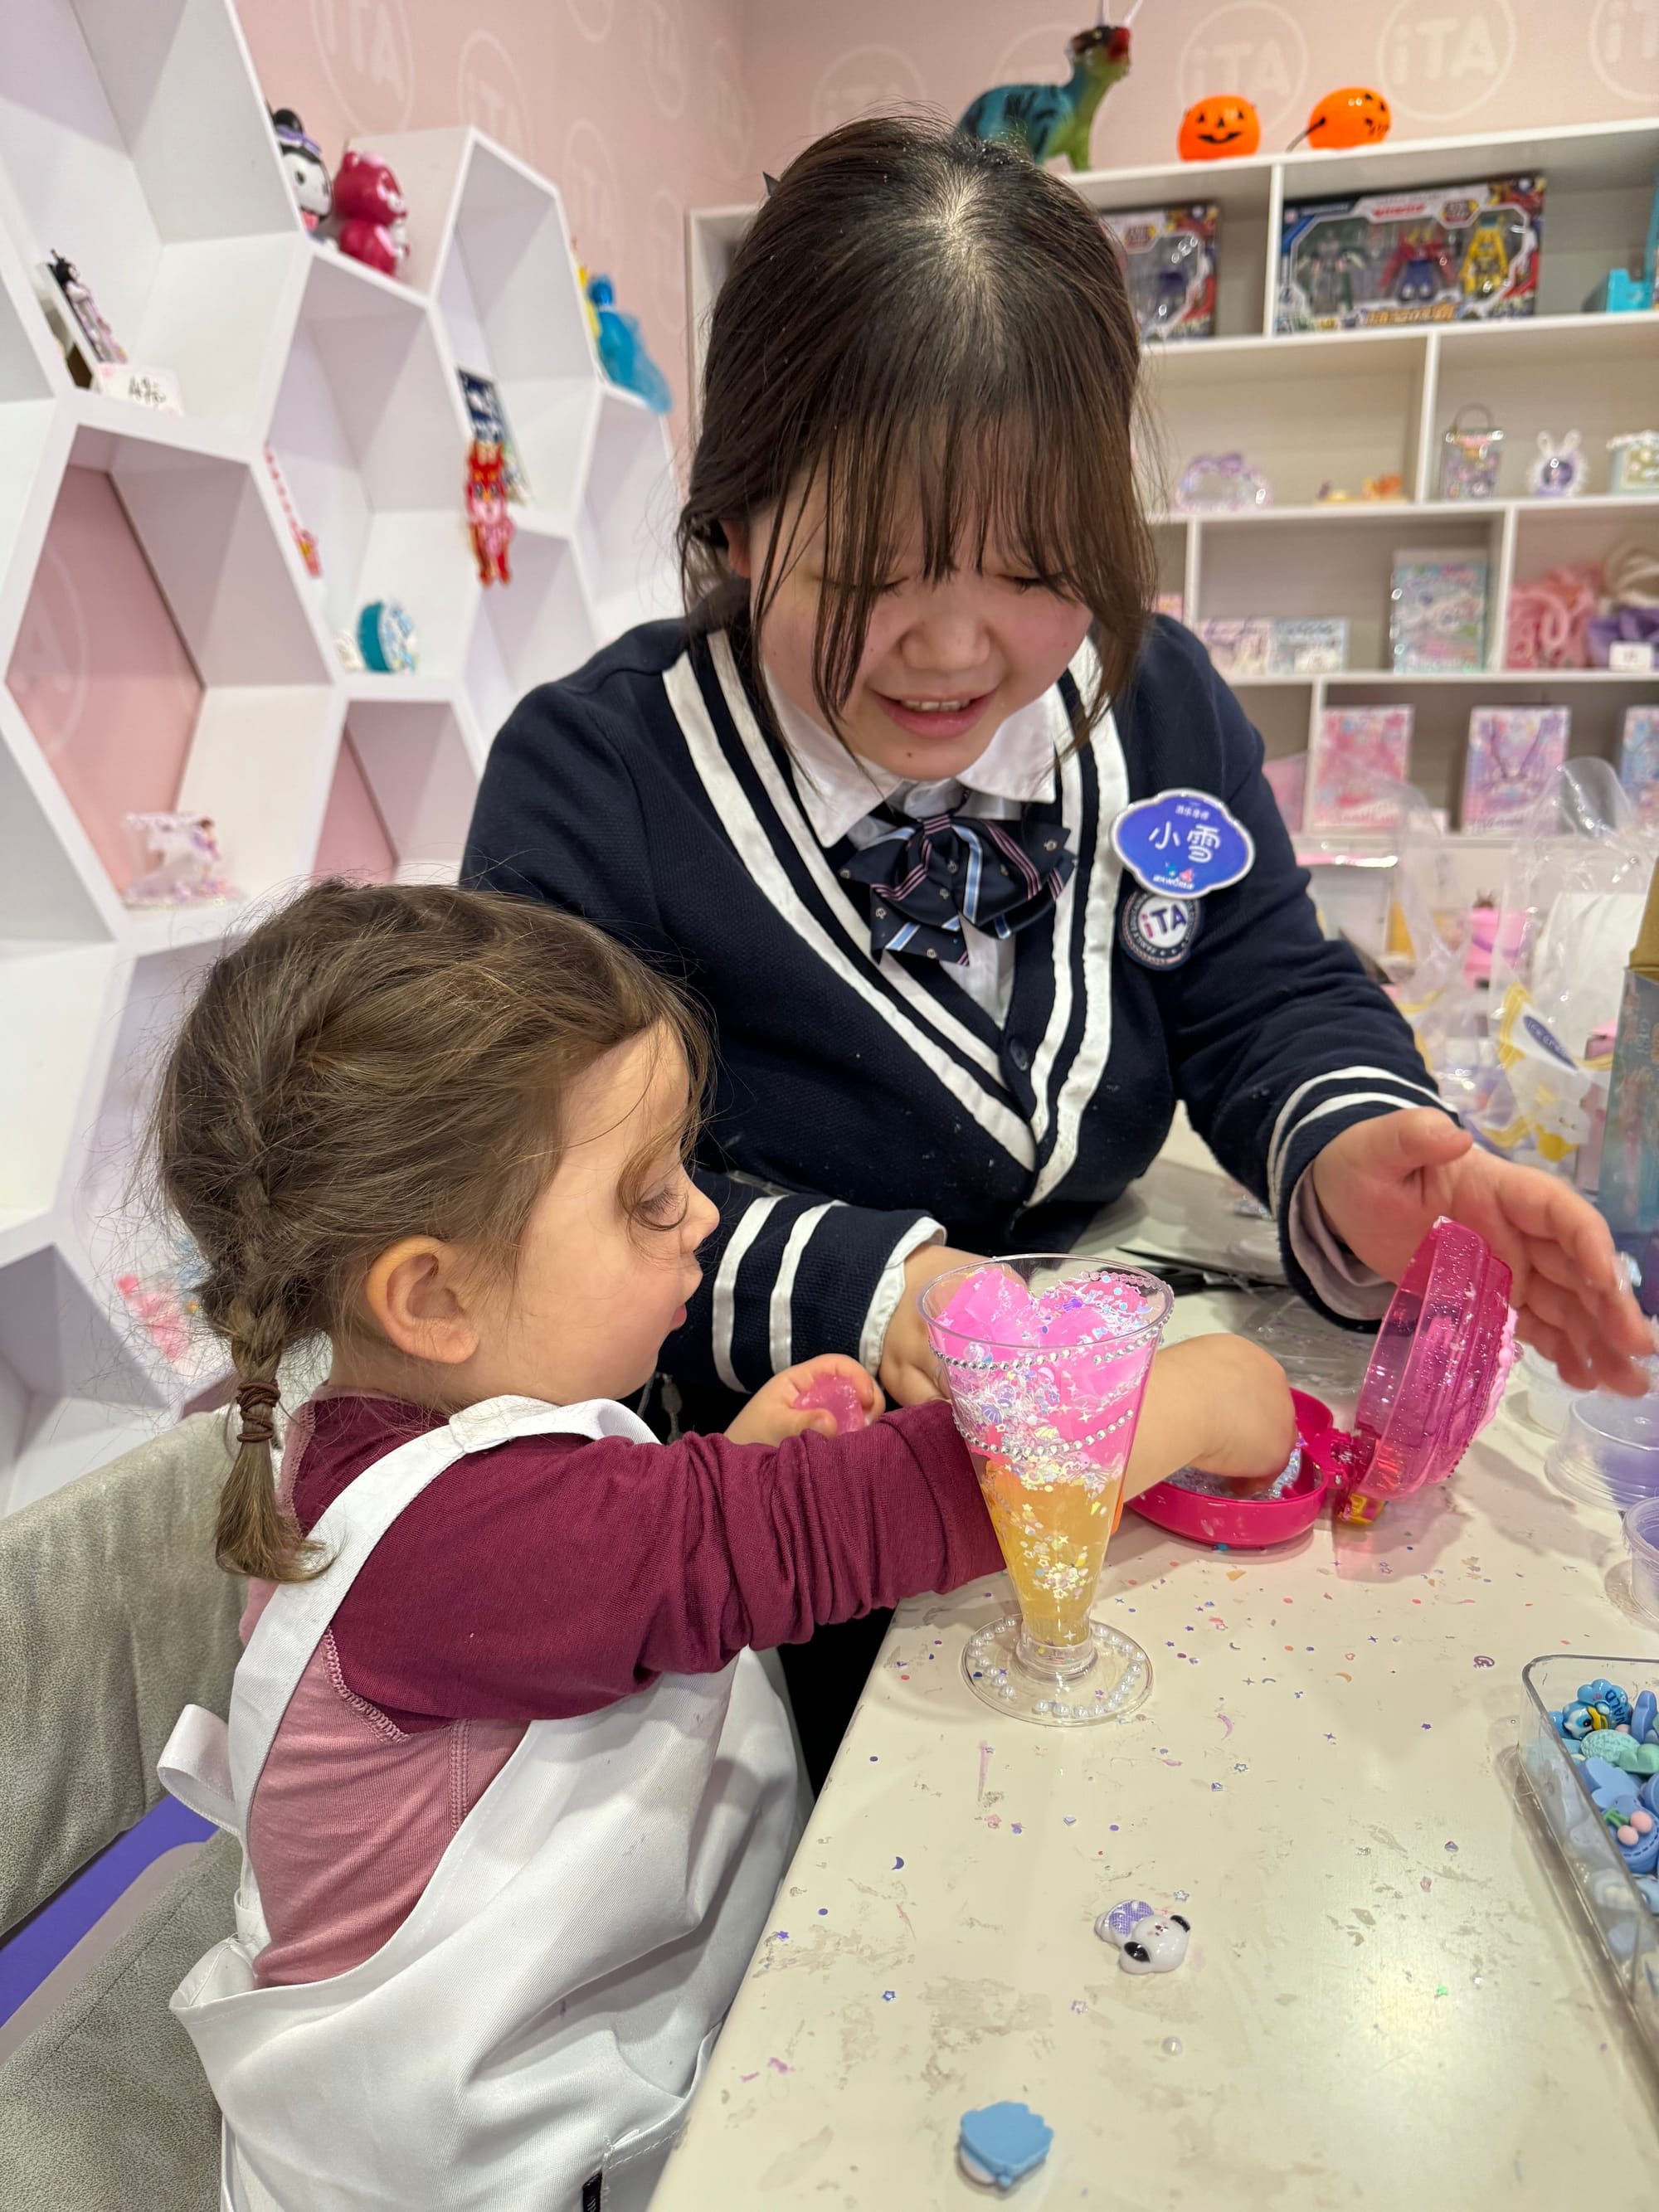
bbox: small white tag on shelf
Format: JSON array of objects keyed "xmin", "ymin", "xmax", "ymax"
[
  {"xmin": 1609, "ymin": 640, "xmax": 1657, "ymax": 673},
  {"xmin": 92, "ymin": 362, "xmax": 182, "ymax": 414}
]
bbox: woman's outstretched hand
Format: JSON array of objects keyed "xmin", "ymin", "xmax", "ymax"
[{"xmin": 1310, "ymin": 1107, "xmax": 1653, "ymax": 1396}]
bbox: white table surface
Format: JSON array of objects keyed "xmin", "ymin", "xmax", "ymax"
[{"xmin": 656, "ymin": 1159, "xmax": 1659, "ymax": 2210}]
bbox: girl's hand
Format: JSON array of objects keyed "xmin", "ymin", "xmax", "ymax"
[
  {"xmin": 1309, "ymin": 1108, "xmax": 1653, "ymax": 1396},
  {"xmin": 726, "ymin": 1354, "xmax": 885, "ymax": 1446},
  {"xmin": 878, "ymin": 1244, "xmax": 985, "ymax": 1406},
  {"xmin": 1126, "ymin": 1336, "xmax": 1297, "ymax": 1497}
]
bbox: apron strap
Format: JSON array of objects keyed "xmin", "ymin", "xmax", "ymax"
[
  {"xmin": 158, "ymin": 1703, "xmax": 241, "ymax": 1837},
  {"xmin": 224, "ymin": 1395, "xmax": 656, "ymax": 1822}
]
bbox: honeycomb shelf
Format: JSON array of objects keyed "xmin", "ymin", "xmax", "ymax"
[{"xmin": 1, "ymin": 0, "xmax": 682, "ymax": 1506}]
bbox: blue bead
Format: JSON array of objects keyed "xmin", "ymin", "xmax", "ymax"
[{"xmin": 1635, "ymin": 1691, "xmax": 1658, "ymax": 1745}]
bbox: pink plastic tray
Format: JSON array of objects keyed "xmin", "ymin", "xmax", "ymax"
[
  {"xmin": 1130, "ymin": 1219, "xmax": 1515, "ymax": 1548},
  {"xmin": 1132, "ymin": 1389, "xmax": 1335, "ymax": 1548}
]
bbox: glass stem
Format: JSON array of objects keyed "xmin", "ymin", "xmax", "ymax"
[{"xmin": 1014, "ymin": 1627, "xmax": 1099, "ymax": 1684}]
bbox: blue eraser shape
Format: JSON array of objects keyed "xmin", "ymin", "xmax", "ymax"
[
  {"xmin": 958, "ymin": 2103, "xmax": 1053, "ymax": 2192},
  {"xmin": 1635, "ymin": 1690, "xmax": 1658, "ymax": 1744},
  {"xmin": 1583, "ymin": 1679, "xmax": 1633, "ymax": 1725}
]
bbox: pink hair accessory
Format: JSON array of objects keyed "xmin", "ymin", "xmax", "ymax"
[{"xmin": 1504, "ymin": 562, "xmax": 1600, "ymax": 669}]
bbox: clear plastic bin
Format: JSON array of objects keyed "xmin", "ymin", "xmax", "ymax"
[
  {"xmin": 1520, "ymin": 1654, "xmax": 1659, "ymax": 2056},
  {"xmin": 1545, "ymin": 1378, "xmax": 1659, "ymax": 1510},
  {"xmin": 1627, "ymin": 1502, "xmax": 1659, "ymax": 1623}
]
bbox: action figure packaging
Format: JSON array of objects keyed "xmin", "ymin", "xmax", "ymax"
[
  {"xmin": 1102, "ymin": 203, "xmax": 1219, "ymax": 343},
  {"xmin": 1276, "ymin": 176, "xmax": 1544, "ymax": 333}
]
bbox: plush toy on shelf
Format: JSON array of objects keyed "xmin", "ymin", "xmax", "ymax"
[
  {"xmin": 467, "ymin": 437, "xmax": 514, "ymax": 586},
  {"xmin": 270, "ymin": 107, "xmax": 332, "ymax": 231},
  {"xmin": 1177, "ymin": 95, "xmax": 1259, "ymax": 161},
  {"xmin": 587, "ymin": 276, "xmax": 673, "ymax": 413},
  {"xmin": 330, "ymin": 149, "xmax": 410, "ymax": 279},
  {"xmin": 958, "ymin": 16, "xmax": 1133, "ymax": 173}
]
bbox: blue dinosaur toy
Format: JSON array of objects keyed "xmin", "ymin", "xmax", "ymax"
[
  {"xmin": 958, "ymin": 21, "xmax": 1132, "ymax": 173},
  {"xmin": 587, "ymin": 275, "xmax": 672, "ymax": 416}
]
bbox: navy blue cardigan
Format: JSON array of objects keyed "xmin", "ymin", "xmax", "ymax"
[{"xmin": 462, "ymin": 616, "xmax": 1441, "ymax": 1404}]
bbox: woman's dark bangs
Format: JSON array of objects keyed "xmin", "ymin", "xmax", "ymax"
[{"xmin": 805, "ymin": 334, "xmax": 1144, "ymax": 737}]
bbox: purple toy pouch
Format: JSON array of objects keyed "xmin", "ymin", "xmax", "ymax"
[{"xmin": 1132, "ymin": 1219, "xmax": 1515, "ymax": 1547}]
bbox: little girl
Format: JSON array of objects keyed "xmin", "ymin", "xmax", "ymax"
[{"xmin": 154, "ymin": 880, "xmax": 1292, "ymax": 2210}]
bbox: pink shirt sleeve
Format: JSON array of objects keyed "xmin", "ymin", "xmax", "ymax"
[{"xmin": 311, "ymin": 1403, "xmax": 997, "ymax": 1728}]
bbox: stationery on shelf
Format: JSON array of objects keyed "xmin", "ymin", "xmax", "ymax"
[
  {"xmin": 1307, "ymin": 707, "xmax": 1414, "ymax": 830},
  {"xmin": 1460, "ymin": 705, "xmax": 1570, "ymax": 829},
  {"xmin": 1390, "ymin": 547, "xmax": 1488, "ymax": 673},
  {"xmin": 1621, "ymin": 707, "xmax": 1659, "ymax": 828},
  {"xmin": 1197, "ymin": 616, "xmax": 1348, "ymax": 678}
]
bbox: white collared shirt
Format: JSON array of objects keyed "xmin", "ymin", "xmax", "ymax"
[{"xmin": 767, "ymin": 675, "xmax": 1067, "ymax": 1023}]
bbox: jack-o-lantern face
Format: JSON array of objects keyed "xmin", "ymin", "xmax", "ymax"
[
  {"xmin": 1178, "ymin": 95, "xmax": 1261, "ymax": 162},
  {"xmin": 1305, "ymin": 86, "xmax": 1393, "ymax": 149}
]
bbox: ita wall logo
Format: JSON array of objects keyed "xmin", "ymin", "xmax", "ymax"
[
  {"xmin": 309, "ymin": 0, "xmax": 415, "ymax": 135},
  {"xmin": 562, "ymin": 119, "xmax": 623, "ymax": 272},
  {"xmin": 640, "ymin": 0, "xmax": 688, "ymax": 119},
  {"xmin": 810, "ymin": 45, "xmax": 927, "ymax": 139},
  {"xmin": 1376, "ymin": 0, "xmax": 1515, "ymax": 120},
  {"xmin": 1178, "ymin": 4, "xmax": 1308, "ymax": 139},
  {"xmin": 457, "ymin": 32, "xmax": 533, "ymax": 161},
  {"xmin": 566, "ymin": 0, "xmax": 615, "ymax": 42},
  {"xmin": 703, "ymin": 39, "xmax": 754, "ymax": 180},
  {"xmin": 648, "ymin": 185, "xmax": 685, "ymax": 338},
  {"xmin": 1590, "ymin": 0, "xmax": 1659, "ymax": 100}
]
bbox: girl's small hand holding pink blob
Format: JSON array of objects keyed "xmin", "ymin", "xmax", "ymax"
[{"xmin": 726, "ymin": 1354, "xmax": 885, "ymax": 1446}]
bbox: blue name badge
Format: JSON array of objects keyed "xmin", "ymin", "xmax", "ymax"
[{"xmin": 1112, "ymin": 788, "xmax": 1255, "ymax": 898}]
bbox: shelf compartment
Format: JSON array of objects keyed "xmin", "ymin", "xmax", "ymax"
[
  {"xmin": 421, "ymin": 132, "xmax": 603, "ymax": 537},
  {"xmin": 1433, "ymin": 316, "xmax": 1659, "ymax": 502},
  {"xmin": 267, "ymin": 250, "xmax": 480, "ymax": 682},
  {"xmin": 465, "ymin": 531, "xmax": 596, "ymax": 745},
  {"xmin": 1318, "ymin": 673, "xmax": 1655, "ymax": 828},
  {"xmin": 576, "ymin": 392, "xmax": 679, "ymax": 641},
  {"xmin": 1195, "ymin": 510, "xmax": 1504, "ymax": 678},
  {"xmin": 1142, "ymin": 333, "xmax": 1429, "ymax": 513},
  {"xmin": 0, "ymin": 943, "xmax": 123, "ymax": 1247},
  {"xmin": 327, "ymin": 701, "xmax": 479, "ymax": 886},
  {"xmin": 0, "ymin": 0, "xmax": 303, "ymax": 433},
  {"xmin": 0, "ymin": 1244, "xmax": 168, "ymax": 1517}
]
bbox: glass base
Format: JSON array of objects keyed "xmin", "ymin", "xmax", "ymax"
[{"xmin": 961, "ymin": 1612, "xmax": 1151, "ymax": 1726}]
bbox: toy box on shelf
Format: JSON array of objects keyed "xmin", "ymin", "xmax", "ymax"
[
  {"xmin": 1277, "ymin": 176, "xmax": 1544, "ymax": 333},
  {"xmin": 1101, "ymin": 204, "xmax": 1218, "ymax": 343}
]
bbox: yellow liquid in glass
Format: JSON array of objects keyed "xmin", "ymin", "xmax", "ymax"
[{"xmin": 977, "ymin": 1451, "xmax": 1121, "ymax": 1649}]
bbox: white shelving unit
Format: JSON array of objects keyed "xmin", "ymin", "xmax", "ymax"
[
  {"xmin": 0, "ymin": 0, "xmax": 682, "ymax": 1514},
  {"xmin": 688, "ymin": 118, "xmax": 1659, "ymax": 884}
]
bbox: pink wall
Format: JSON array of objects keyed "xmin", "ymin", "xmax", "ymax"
[
  {"xmin": 7, "ymin": 468, "xmax": 202, "ymax": 895},
  {"xmin": 742, "ymin": 1, "xmax": 1659, "ymax": 173},
  {"xmin": 235, "ymin": 0, "xmax": 754, "ymax": 422},
  {"xmin": 313, "ymin": 734, "xmax": 397, "ymax": 882}
]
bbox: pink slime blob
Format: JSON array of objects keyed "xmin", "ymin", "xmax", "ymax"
[{"xmin": 792, "ymin": 1372, "xmax": 868, "ymax": 1435}]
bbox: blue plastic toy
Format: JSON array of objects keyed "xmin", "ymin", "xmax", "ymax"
[
  {"xmin": 1633, "ymin": 1689, "xmax": 1657, "ymax": 1744},
  {"xmin": 1582, "ymin": 1679, "xmax": 1633, "ymax": 1725},
  {"xmin": 957, "ymin": 2103, "xmax": 1054, "ymax": 2192},
  {"xmin": 587, "ymin": 275, "xmax": 672, "ymax": 415}
]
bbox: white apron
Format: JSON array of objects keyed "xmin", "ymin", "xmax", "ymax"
[{"xmin": 158, "ymin": 1394, "xmax": 800, "ymax": 2212}]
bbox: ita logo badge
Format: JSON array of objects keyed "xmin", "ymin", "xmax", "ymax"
[{"xmin": 1121, "ymin": 889, "xmax": 1203, "ymax": 969}]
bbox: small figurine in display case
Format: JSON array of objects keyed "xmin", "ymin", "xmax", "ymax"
[
  {"xmin": 1439, "ymin": 406, "xmax": 1504, "ymax": 500},
  {"xmin": 270, "ymin": 108, "xmax": 332, "ymax": 231},
  {"xmin": 123, "ymin": 813, "xmax": 239, "ymax": 908},
  {"xmin": 467, "ymin": 439, "xmax": 514, "ymax": 586},
  {"xmin": 1609, "ymin": 432, "xmax": 1659, "ymax": 496},
  {"xmin": 330, "ymin": 150, "xmax": 410, "ymax": 278},
  {"xmin": 1381, "ymin": 222, "xmax": 1454, "ymax": 306}
]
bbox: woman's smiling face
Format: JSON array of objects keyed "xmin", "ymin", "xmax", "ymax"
[{"xmin": 724, "ymin": 480, "xmax": 1092, "ymax": 780}]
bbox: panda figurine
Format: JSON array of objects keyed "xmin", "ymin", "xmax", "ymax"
[{"xmin": 1097, "ymin": 1901, "xmax": 1191, "ymax": 1975}]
